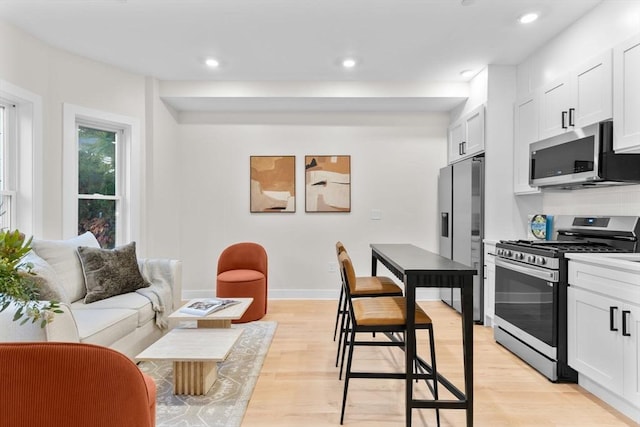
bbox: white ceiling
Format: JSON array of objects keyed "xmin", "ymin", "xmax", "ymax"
[{"xmin": 0, "ymin": 0, "xmax": 604, "ymax": 112}]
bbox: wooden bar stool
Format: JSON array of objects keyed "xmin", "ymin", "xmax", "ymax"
[
  {"xmin": 338, "ymin": 252, "xmax": 440, "ymax": 426},
  {"xmin": 333, "ymin": 242, "xmax": 403, "ymax": 369}
]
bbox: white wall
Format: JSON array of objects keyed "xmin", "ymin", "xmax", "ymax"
[
  {"xmin": 0, "ymin": 20, "xmax": 186, "ymax": 261},
  {"xmin": 485, "ymin": 65, "xmax": 543, "ymax": 241},
  {"xmin": 176, "ymin": 113, "xmax": 448, "ymax": 299},
  {"xmin": 516, "ymin": 0, "xmax": 640, "ymax": 216},
  {"xmin": 450, "ymin": 67, "xmax": 488, "ymax": 123},
  {"xmin": 144, "ymin": 78, "xmax": 182, "ymax": 259},
  {"xmin": 0, "ymin": 20, "xmax": 148, "ymax": 241},
  {"xmin": 0, "ymin": 19, "xmax": 451, "ymax": 300}
]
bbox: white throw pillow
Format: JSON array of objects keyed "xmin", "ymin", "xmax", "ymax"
[
  {"xmin": 19, "ymin": 251, "xmax": 70, "ymax": 304},
  {"xmin": 31, "ymin": 232, "xmax": 100, "ymax": 302}
]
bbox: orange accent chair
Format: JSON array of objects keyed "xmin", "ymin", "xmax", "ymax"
[
  {"xmin": 0, "ymin": 342, "xmax": 156, "ymax": 427},
  {"xmin": 216, "ymin": 242, "xmax": 268, "ymax": 323}
]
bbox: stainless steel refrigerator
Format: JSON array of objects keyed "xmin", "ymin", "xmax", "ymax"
[{"xmin": 438, "ymin": 155, "xmax": 484, "ymax": 323}]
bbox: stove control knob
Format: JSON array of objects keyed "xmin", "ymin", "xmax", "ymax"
[
  {"xmin": 505, "ymin": 250, "xmax": 512, "ymax": 257},
  {"xmin": 515, "ymin": 253, "xmax": 524, "ymax": 260},
  {"xmin": 527, "ymin": 255, "xmax": 535, "ymax": 263},
  {"xmin": 537, "ymin": 258, "xmax": 546, "ymax": 266},
  {"xmin": 496, "ymin": 249, "xmax": 503, "ymax": 256}
]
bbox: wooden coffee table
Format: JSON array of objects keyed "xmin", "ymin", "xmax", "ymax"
[
  {"xmin": 136, "ymin": 328, "xmax": 243, "ymax": 395},
  {"xmin": 169, "ymin": 297, "xmax": 253, "ymax": 328}
]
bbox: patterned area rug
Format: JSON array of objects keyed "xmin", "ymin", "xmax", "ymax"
[{"xmin": 139, "ymin": 321, "xmax": 277, "ymax": 427}]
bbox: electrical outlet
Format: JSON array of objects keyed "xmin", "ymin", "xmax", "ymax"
[{"xmin": 328, "ymin": 262, "xmax": 338, "ymax": 273}]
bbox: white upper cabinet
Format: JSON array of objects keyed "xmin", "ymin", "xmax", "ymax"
[
  {"xmin": 539, "ymin": 50, "xmax": 613, "ymax": 140},
  {"xmin": 448, "ymin": 120, "xmax": 465, "ymax": 162},
  {"xmin": 539, "ymin": 77, "xmax": 572, "ymax": 140},
  {"xmin": 575, "ymin": 51, "xmax": 613, "ymax": 128},
  {"xmin": 448, "ymin": 105, "xmax": 485, "ymax": 164},
  {"xmin": 613, "ymin": 34, "xmax": 640, "ymax": 153},
  {"xmin": 513, "ymin": 94, "xmax": 540, "ymax": 194}
]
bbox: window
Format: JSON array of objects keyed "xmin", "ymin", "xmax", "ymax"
[
  {"xmin": 0, "ymin": 81, "xmax": 42, "ymax": 236},
  {"xmin": 0, "ymin": 102, "xmax": 12, "ymax": 230},
  {"xmin": 63, "ymin": 104, "xmax": 141, "ymax": 249},
  {"xmin": 77, "ymin": 124, "xmax": 120, "ymax": 248}
]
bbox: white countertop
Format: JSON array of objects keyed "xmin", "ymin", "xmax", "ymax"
[{"xmin": 566, "ymin": 252, "xmax": 640, "ymax": 272}]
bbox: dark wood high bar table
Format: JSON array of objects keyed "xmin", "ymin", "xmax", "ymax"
[{"xmin": 370, "ymin": 243, "xmax": 477, "ymax": 427}]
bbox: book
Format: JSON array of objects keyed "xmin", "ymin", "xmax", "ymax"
[{"xmin": 179, "ymin": 298, "xmax": 240, "ymax": 316}]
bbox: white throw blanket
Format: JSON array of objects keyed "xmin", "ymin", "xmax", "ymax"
[{"xmin": 136, "ymin": 260, "xmax": 174, "ymax": 329}]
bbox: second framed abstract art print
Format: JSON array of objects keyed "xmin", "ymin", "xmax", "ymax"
[{"xmin": 304, "ymin": 155, "xmax": 351, "ymax": 213}]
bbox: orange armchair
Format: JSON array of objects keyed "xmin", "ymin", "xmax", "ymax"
[
  {"xmin": 0, "ymin": 342, "xmax": 156, "ymax": 427},
  {"xmin": 216, "ymin": 242, "xmax": 268, "ymax": 323}
]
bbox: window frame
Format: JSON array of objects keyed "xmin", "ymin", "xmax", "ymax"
[{"xmin": 63, "ymin": 103, "xmax": 142, "ymax": 247}]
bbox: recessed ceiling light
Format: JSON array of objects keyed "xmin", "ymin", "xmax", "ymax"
[
  {"xmin": 518, "ymin": 12, "xmax": 539, "ymax": 24},
  {"xmin": 460, "ymin": 69, "xmax": 475, "ymax": 78},
  {"xmin": 205, "ymin": 58, "xmax": 220, "ymax": 68},
  {"xmin": 342, "ymin": 58, "xmax": 357, "ymax": 69}
]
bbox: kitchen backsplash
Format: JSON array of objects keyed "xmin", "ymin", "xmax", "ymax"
[{"xmin": 542, "ymin": 184, "xmax": 640, "ymax": 216}]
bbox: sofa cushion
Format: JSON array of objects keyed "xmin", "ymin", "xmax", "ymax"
[
  {"xmin": 31, "ymin": 232, "xmax": 100, "ymax": 303},
  {"xmin": 72, "ymin": 308, "xmax": 138, "ymax": 347},
  {"xmin": 71, "ymin": 292, "xmax": 155, "ymax": 327},
  {"xmin": 18, "ymin": 251, "xmax": 70, "ymax": 304},
  {"xmin": 77, "ymin": 242, "xmax": 149, "ymax": 304}
]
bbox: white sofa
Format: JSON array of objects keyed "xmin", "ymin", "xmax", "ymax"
[{"xmin": 0, "ymin": 233, "xmax": 182, "ymax": 360}]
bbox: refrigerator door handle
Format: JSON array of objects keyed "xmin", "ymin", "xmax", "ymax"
[{"xmin": 441, "ymin": 212, "xmax": 449, "ymax": 237}]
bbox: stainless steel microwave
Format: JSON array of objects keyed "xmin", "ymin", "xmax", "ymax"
[{"xmin": 529, "ymin": 121, "xmax": 640, "ymax": 189}]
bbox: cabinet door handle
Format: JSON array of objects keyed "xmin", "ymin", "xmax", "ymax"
[
  {"xmin": 610, "ymin": 306, "xmax": 619, "ymax": 331},
  {"xmin": 561, "ymin": 111, "xmax": 568, "ymax": 129},
  {"xmin": 622, "ymin": 310, "xmax": 631, "ymax": 337},
  {"xmin": 568, "ymin": 108, "xmax": 575, "ymax": 127},
  {"xmin": 462, "ymin": 141, "xmax": 466, "ymax": 154}
]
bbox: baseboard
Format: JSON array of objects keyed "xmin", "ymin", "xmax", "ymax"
[{"xmin": 578, "ymin": 374, "xmax": 640, "ymax": 424}]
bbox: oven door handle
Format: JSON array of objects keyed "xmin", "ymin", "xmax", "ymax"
[{"xmin": 495, "ymin": 257, "xmax": 559, "ymax": 282}]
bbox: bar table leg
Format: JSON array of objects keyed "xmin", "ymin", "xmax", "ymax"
[
  {"xmin": 405, "ymin": 275, "xmax": 416, "ymax": 427},
  {"xmin": 461, "ymin": 275, "xmax": 474, "ymax": 426}
]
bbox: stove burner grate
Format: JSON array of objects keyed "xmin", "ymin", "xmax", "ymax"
[{"xmin": 499, "ymin": 240, "xmax": 625, "ymax": 254}]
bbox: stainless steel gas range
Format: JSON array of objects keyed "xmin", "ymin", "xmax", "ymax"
[{"xmin": 494, "ymin": 215, "xmax": 640, "ymax": 382}]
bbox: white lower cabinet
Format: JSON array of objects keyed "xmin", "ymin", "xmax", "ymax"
[
  {"xmin": 567, "ymin": 287, "xmax": 625, "ymax": 394},
  {"xmin": 483, "ymin": 242, "xmax": 496, "ymax": 327},
  {"xmin": 623, "ymin": 304, "xmax": 640, "ymax": 406},
  {"xmin": 567, "ymin": 257, "xmax": 640, "ymax": 423}
]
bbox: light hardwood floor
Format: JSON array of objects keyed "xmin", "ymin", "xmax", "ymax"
[{"xmin": 243, "ymin": 300, "xmax": 638, "ymax": 427}]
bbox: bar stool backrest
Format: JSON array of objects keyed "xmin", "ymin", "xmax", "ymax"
[{"xmin": 338, "ymin": 251, "xmax": 357, "ymax": 295}]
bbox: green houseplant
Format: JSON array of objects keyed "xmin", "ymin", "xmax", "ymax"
[{"xmin": 0, "ymin": 229, "xmax": 62, "ymax": 327}]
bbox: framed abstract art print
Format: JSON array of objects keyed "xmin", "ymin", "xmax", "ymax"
[
  {"xmin": 250, "ymin": 156, "xmax": 296, "ymax": 213},
  {"xmin": 305, "ymin": 155, "xmax": 351, "ymax": 212}
]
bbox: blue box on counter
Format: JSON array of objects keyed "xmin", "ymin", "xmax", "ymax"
[{"xmin": 530, "ymin": 214, "xmax": 554, "ymax": 240}]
